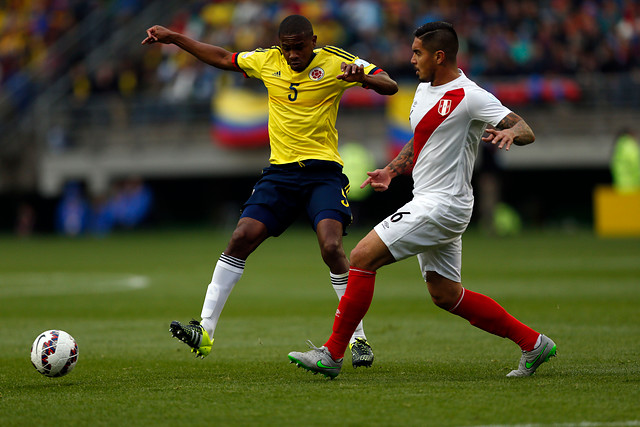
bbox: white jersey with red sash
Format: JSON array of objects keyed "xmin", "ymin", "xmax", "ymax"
[{"xmin": 409, "ymin": 70, "xmax": 511, "ymax": 210}]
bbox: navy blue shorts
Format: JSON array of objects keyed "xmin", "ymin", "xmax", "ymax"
[{"xmin": 240, "ymin": 160, "xmax": 352, "ymax": 237}]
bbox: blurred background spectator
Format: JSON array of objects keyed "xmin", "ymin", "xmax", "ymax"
[
  {"xmin": 610, "ymin": 128, "xmax": 640, "ymax": 193},
  {"xmin": 55, "ymin": 178, "xmax": 152, "ymax": 236},
  {"xmin": 56, "ymin": 181, "xmax": 90, "ymax": 236}
]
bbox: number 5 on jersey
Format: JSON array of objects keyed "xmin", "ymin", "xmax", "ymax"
[{"xmin": 288, "ymin": 83, "xmax": 300, "ymax": 101}]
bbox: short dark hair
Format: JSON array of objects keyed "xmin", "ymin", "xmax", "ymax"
[
  {"xmin": 414, "ymin": 21, "xmax": 458, "ymax": 61},
  {"xmin": 278, "ymin": 15, "xmax": 313, "ymax": 38}
]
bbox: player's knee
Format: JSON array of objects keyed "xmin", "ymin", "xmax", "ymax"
[
  {"xmin": 430, "ymin": 293, "xmax": 455, "ymax": 310},
  {"xmin": 319, "ymin": 238, "xmax": 344, "ymax": 260},
  {"xmin": 226, "ymin": 222, "xmax": 268, "ymax": 258},
  {"xmin": 349, "ymin": 245, "xmax": 371, "ymax": 270},
  {"xmin": 427, "ymin": 274, "xmax": 462, "ymax": 310},
  {"xmin": 229, "ymin": 226, "xmax": 251, "ymax": 246}
]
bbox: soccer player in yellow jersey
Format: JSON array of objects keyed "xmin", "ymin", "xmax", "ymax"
[{"xmin": 142, "ymin": 15, "xmax": 398, "ymax": 366}]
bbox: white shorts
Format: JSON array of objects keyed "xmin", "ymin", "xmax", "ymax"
[{"xmin": 373, "ymin": 197, "xmax": 472, "ymax": 282}]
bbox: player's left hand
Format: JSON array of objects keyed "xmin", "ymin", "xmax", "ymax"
[
  {"xmin": 337, "ymin": 62, "xmax": 365, "ymax": 83},
  {"xmin": 482, "ymin": 128, "xmax": 516, "ymax": 151},
  {"xmin": 361, "ymin": 169, "xmax": 391, "ymax": 192}
]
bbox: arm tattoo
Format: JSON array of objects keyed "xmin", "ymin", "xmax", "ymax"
[
  {"xmin": 496, "ymin": 112, "xmax": 535, "ymax": 145},
  {"xmin": 496, "ymin": 112, "xmax": 519, "ymax": 130},
  {"xmin": 388, "ymin": 139, "xmax": 415, "ymax": 176}
]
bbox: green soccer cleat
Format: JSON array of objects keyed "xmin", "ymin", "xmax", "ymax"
[
  {"xmin": 507, "ymin": 334, "xmax": 557, "ymax": 377},
  {"xmin": 169, "ymin": 319, "xmax": 213, "ymax": 359},
  {"xmin": 288, "ymin": 340, "xmax": 343, "ymax": 379},
  {"xmin": 349, "ymin": 337, "xmax": 374, "ymax": 368}
]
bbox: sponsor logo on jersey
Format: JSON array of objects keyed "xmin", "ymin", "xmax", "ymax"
[
  {"xmin": 309, "ymin": 67, "xmax": 325, "ymax": 81},
  {"xmin": 241, "ymin": 51, "xmax": 256, "ymax": 58},
  {"xmin": 272, "ymin": 71, "xmax": 281, "ymax": 77},
  {"xmin": 438, "ymin": 99, "xmax": 452, "ymax": 116}
]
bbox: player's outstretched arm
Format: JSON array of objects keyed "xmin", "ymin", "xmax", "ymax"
[
  {"xmin": 338, "ymin": 63, "xmax": 398, "ymax": 95},
  {"xmin": 482, "ymin": 112, "xmax": 535, "ymax": 151},
  {"xmin": 141, "ymin": 25, "xmax": 237, "ymax": 71},
  {"xmin": 361, "ymin": 138, "xmax": 414, "ymax": 192}
]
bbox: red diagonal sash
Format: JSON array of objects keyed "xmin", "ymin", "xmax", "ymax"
[{"xmin": 413, "ymin": 88, "xmax": 465, "ymax": 164}]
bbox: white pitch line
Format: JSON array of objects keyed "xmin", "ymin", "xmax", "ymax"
[
  {"xmin": 0, "ymin": 272, "xmax": 151, "ymax": 297},
  {"xmin": 468, "ymin": 421, "xmax": 640, "ymax": 427}
]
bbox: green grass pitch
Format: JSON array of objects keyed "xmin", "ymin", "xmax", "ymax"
[{"xmin": 1, "ymin": 227, "xmax": 639, "ymax": 426}]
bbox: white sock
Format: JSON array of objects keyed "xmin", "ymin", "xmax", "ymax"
[
  {"xmin": 330, "ymin": 271, "xmax": 366, "ymax": 344},
  {"xmin": 200, "ymin": 253, "xmax": 245, "ymax": 338}
]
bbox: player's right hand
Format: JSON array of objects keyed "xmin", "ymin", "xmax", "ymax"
[{"xmin": 141, "ymin": 25, "xmax": 170, "ymax": 45}]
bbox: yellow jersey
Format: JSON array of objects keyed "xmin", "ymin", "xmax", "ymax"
[{"xmin": 234, "ymin": 46, "xmax": 381, "ymax": 165}]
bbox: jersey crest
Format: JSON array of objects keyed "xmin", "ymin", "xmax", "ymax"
[
  {"xmin": 309, "ymin": 67, "xmax": 325, "ymax": 81},
  {"xmin": 437, "ymin": 99, "xmax": 452, "ymax": 116}
]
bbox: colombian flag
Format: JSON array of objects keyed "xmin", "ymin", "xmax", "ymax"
[{"xmin": 211, "ymin": 87, "xmax": 269, "ymax": 147}]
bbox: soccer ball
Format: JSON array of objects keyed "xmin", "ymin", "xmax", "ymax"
[{"xmin": 30, "ymin": 330, "xmax": 79, "ymax": 377}]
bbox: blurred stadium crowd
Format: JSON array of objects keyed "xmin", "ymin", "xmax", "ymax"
[
  {"xmin": 1, "ymin": 0, "xmax": 639, "ymax": 109},
  {"xmin": 2, "ymin": 1, "xmax": 640, "ymax": 235}
]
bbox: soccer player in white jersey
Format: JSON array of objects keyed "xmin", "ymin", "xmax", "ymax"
[
  {"xmin": 289, "ymin": 21, "xmax": 557, "ymax": 379},
  {"xmin": 142, "ymin": 15, "xmax": 398, "ymax": 365}
]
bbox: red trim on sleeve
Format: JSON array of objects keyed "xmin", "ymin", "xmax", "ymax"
[
  {"xmin": 232, "ymin": 52, "xmax": 249, "ymax": 78},
  {"xmin": 362, "ymin": 67, "xmax": 383, "ymax": 89}
]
